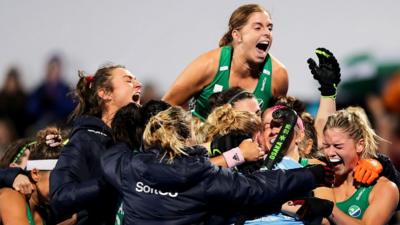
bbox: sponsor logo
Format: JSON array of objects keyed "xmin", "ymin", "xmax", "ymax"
[
  {"xmin": 233, "ymin": 153, "xmax": 240, "ymax": 162},
  {"xmin": 135, "ymin": 182, "xmax": 178, "ymax": 198},
  {"xmin": 213, "ymin": 84, "xmax": 223, "ymax": 93},
  {"xmin": 257, "ymin": 98, "xmax": 264, "ymax": 108},
  {"xmin": 210, "ymin": 148, "xmax": 222, "ymax": 157},
  {"xmin": 356, "ymin": 188, "xmax": 365, "ymax": 201},
  {"xmin": 260, "ymin": 77, "xmax": 267, "ymax": 92},
  {"xmin": 87, "ymin": 129, "xmax": 108, "ymax": 137},
  {"xmin": 219, "ymin": 66, "xmax": 229, "ymax": 71},
  {"xmin": 348, "ymin": 205, "xmax": 362, "ymax": 218}
]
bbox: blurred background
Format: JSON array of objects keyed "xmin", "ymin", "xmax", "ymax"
[{"xmin": 0, "ymin": 0, "xmax": 399, "ymax": 167}]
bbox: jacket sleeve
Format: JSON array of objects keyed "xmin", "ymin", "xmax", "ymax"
[
  {"xmin": 204, "ymin": 166, "xmax": 317, "ymax": 208},
  {"xmin": 0, "ymin": 168, "xmax": 23, "ymax": 188},
  {"xmin": 49, "ymin": 134, "xmax": 105, "ymax": 218},
  {"xmin": 101, "ymin": 143, "xmax": 131, "ymax": 191}
]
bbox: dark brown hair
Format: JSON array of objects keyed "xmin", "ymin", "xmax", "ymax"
[
  {"xmin": 0, "ymin": 138, "xmax": 35, "ymax": 168},
  {"xmin": 219, "ymin": 4, "xmax": 269, "ymax": 47},
  {"xmin": 69, "ymin": 64, "xmax": 125, "ymax": 121},
  {"xmin": 208, "ymin": 87, "xmax": 256, "ymax": 112},
  {"xmin": 29, "ymin": 126, "xmax": 64, "ymax": 160}
]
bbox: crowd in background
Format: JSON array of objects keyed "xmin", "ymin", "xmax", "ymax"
[
  {"xmin": 0, "ymin": 55, "xmax": 161, "ymax": 159},
  {"xmin": 1, "ymin": 54, "xmax": 399, "ymax": 170}
]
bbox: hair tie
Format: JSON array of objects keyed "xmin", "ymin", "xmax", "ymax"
[{"xmin": 85, "ymin": 75, "xmax": 94, "ymax": 88}]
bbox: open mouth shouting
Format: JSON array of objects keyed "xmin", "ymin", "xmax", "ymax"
[
  {"xmin": 132, "ymin": 92, "xmax": 141, "ymax": 104},
  {"xmin": 255, "ymin": 41, "xmax": 269, "ymax": 58},
  {"xmin": 328, "ymin": 157, "xmax": 344, "ymax": 167}
]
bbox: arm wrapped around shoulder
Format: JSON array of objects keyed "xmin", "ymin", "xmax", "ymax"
[
  {"xmin": 306, "ymin": 164, "xmax": 335, "ymax": 187},
  {"xmin": 353, "ymin": 158, "xmax": 383, "ymax": 185}
]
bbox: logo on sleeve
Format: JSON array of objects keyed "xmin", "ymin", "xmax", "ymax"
[{"xmin": 232, "ymin": 153, "xmax": 240, "ymax": 162}]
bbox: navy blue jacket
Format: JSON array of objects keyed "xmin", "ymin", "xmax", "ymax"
[
  {"xmin": 102, "ymin": 143, "xmax": 319, "ymax": 225},
  {"xmin": 50, "ymin": 115, "xmax": 119, "ymax": 225},
  {"xmin": 0, "ymin": 168, "xmax": 22, "ymax": 187}
]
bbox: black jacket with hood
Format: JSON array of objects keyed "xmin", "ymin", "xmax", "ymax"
[
  {"xmin": 50, "ymin": 115, "xmax": 119, "ymax": 225},
  {"xmin": 102, "ymin": 143, "xmax": 320, "ymax": 225}
]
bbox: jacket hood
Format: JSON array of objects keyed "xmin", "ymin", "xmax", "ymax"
[
  {"xmin": 71, "ymin": 115, "xmax": 112, "ymax": 137},
  {"xmin": 133, "ymin": 145, "xmax": 214, "ymax": 191}
]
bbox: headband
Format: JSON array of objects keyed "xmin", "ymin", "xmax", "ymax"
[
  {"xmin": 12, "ymin": 141, "xmax": 37, "ymax": 163},
  {"xmin": 26, "ymin": 159, "xmax": 58, "ymax": 171},
  {"xmin": 227, "ymin": 91, "xmax": 252, "ymax": 105}
]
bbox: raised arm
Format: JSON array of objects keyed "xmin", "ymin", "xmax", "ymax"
[
  {"xmin": 162, "ymin": 49, "xmax": 219, "ymax": 106},
  {"xmin": 271, "ymin": 56, "xmax": 289, "ymax": 97},
  {"xmin": 315, "ymin": 97, "xmax": 336, "ymax": 148},
  {"xmin": 307, "ymin": 48, "xmax": 341, "ymax": 147}
]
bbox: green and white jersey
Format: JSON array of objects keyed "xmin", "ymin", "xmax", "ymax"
[
  {"xmin": 192, "ymin": 45, "xmax": 273, "ymax": 121},
  {"xmin": 336, "ymin": 185, "xmax": 373, "ymax": 219}
]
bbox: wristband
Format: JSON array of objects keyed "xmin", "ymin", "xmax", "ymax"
[
  {"xmin": 223, "ymin": 147, "xmax": 245, "ymax": 168},
  {"xmin": 321, "ymin": 94, "xmax": 337, "ymax": 100}
]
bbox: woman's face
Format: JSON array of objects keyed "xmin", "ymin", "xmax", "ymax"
[
  {"xmin": 234, "ymin": 11, "xmax": 273, "ymax": 64},
  {"xmin": 233, "ymin": 97, "xmax": 261, "ymax": 117},
  {"xmin": 36, "ymin": 171, "xmax": 51, "ymax": 201},
  {"xmin": 323, "ymin": 128, "xmax": 363, "ymax": 176},
  {"xmin": 29, "ymin": 170, "xmax": 51, "ymax": 202},
  {"xmin": 108, "ymin": 68, "xmax": 142, "ymax": 109},
  {"xmin": 260, "ymin": 109, "xmax": 302, "ymax": 153}
]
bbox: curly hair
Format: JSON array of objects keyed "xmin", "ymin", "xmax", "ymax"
[
  {"xmin": 143, "ymin": 106, "xmax": 192, "ymax": 163},
  {"xmin": 29, "ymin": 126, "xmax": 64, "ymax": 160},
  {"xmin": 200, "ymin": 104, "xmax": 261, "ymax": 143}
]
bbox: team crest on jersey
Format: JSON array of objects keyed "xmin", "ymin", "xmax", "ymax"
[{"xmin": 348, "ymin": 205, "xmax": 362, "ymax": 218}]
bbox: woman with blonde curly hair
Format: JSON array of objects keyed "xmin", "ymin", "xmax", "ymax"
[
  {"xmin": 199, "ymin": 104, "xmax": 264, "ymax": 168},
  {"xmin": 102, "ymin": 105, "xmax": 334, "ymax": 225}
]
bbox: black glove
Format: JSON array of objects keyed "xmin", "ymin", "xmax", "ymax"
[
  {"xmin": 211, "ymin": 131, "xmax": 263, "ymax": 174},
  {"xmin": 293, "ymin": 197, "xmax": 334, "ymax": 224},
  {"xmin": 307, "ymin": 48, "xmax": 341, "ymax": 97},
  {"xmin": 307, "ymin": 164, "xmax": 335, "ymax": 187},
  {"xmin": 263, "ymin": 108, "xmax": 298, "ymax": 170}
]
